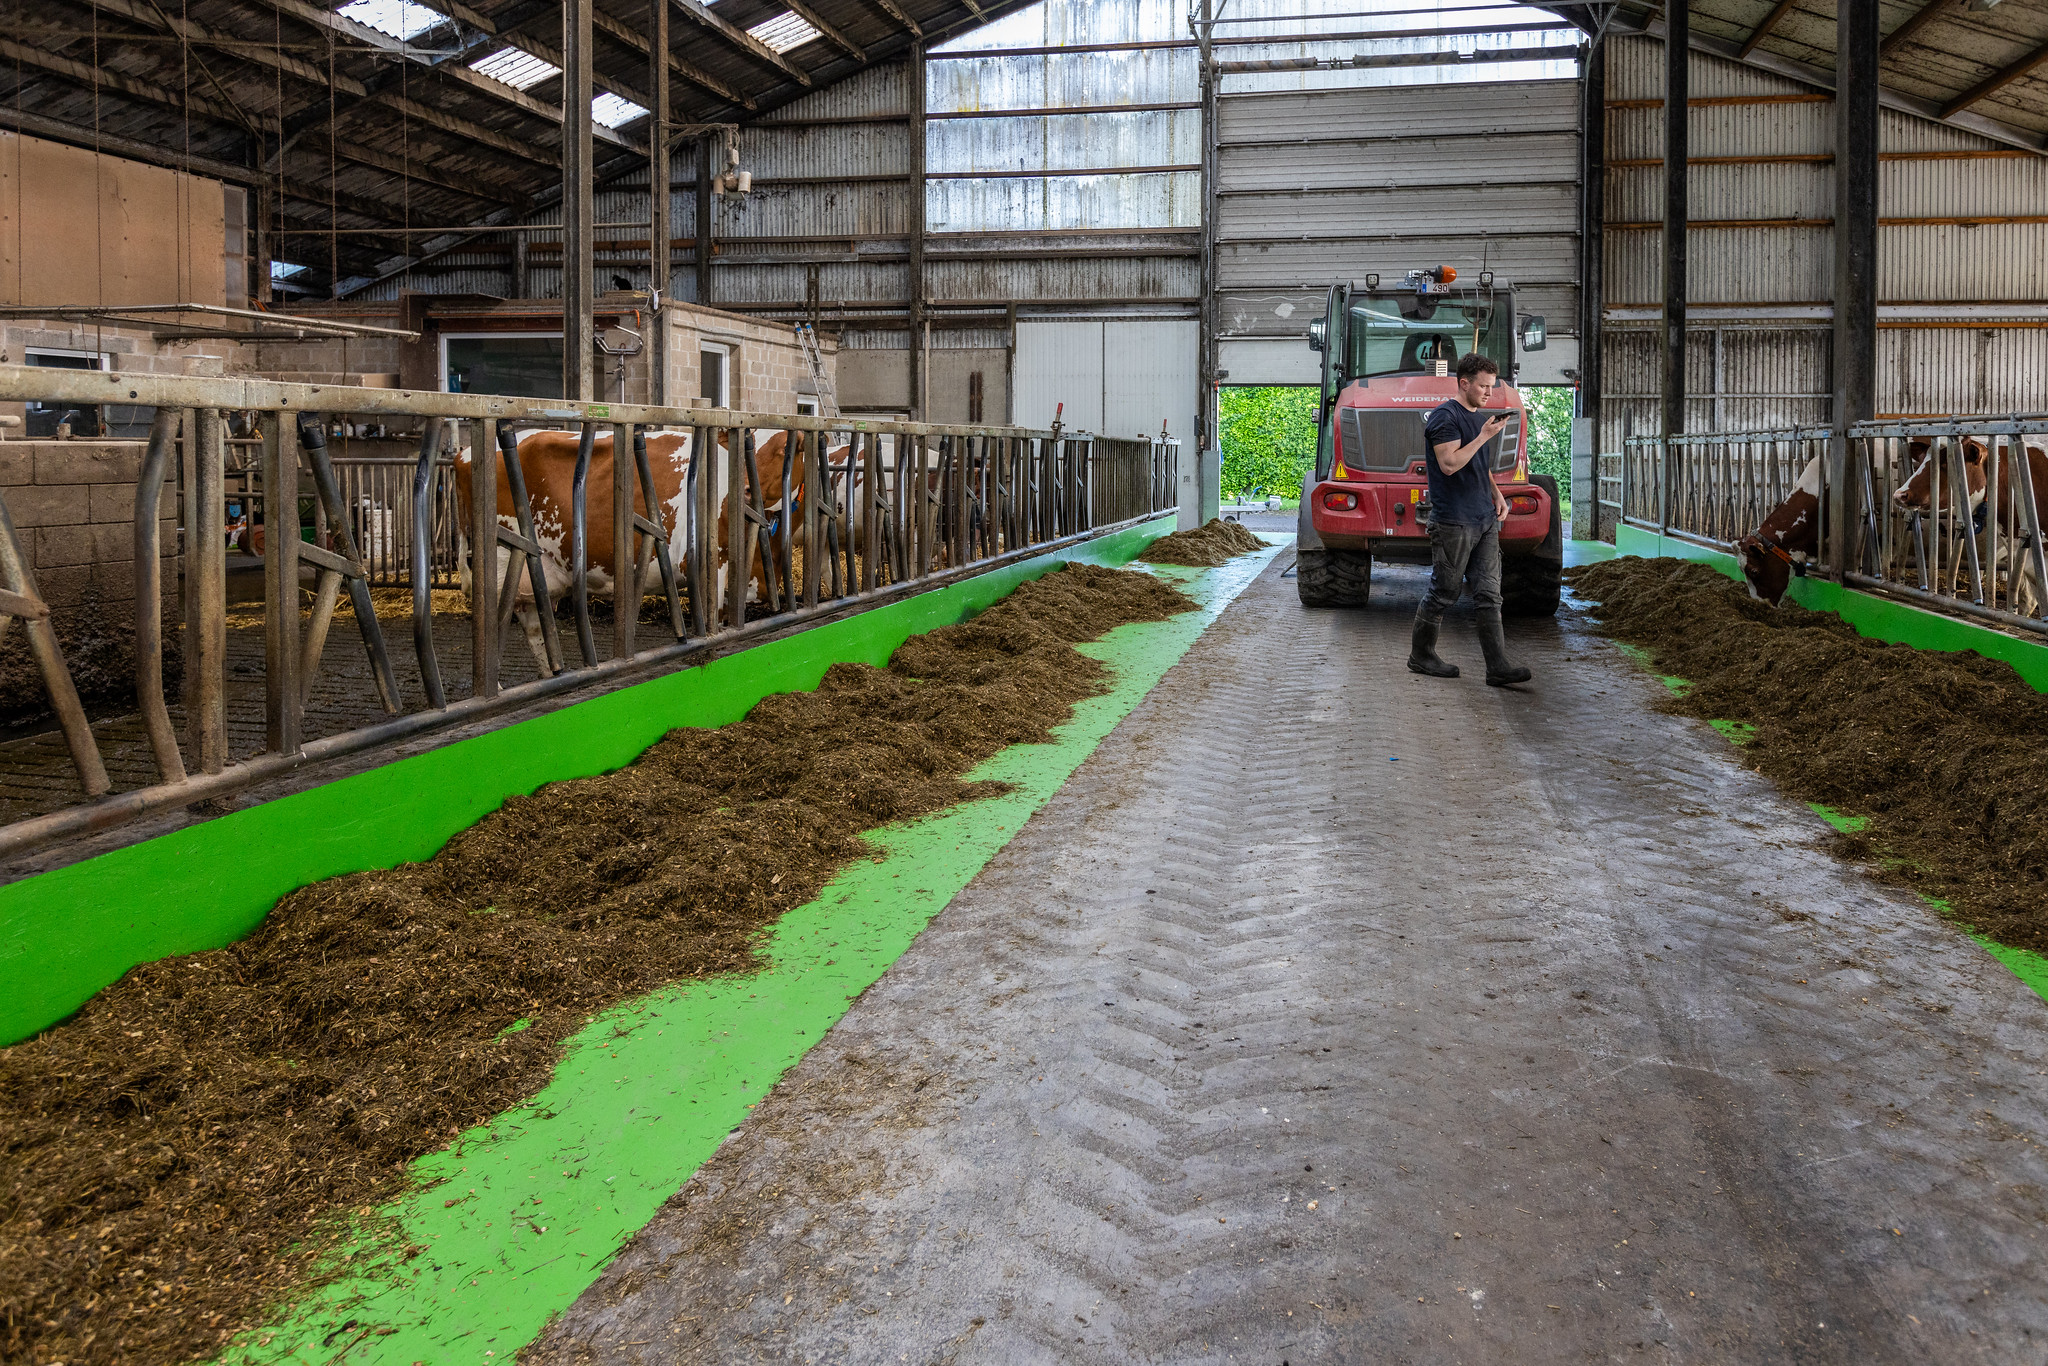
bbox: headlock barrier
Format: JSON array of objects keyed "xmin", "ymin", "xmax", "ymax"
[
  {"xmin": 1607, "ymin": 416, "xmax": 2048, "ymax": 637},
  {"xmin": 0, "ymin": 365, "xmax": 1178, "ymax": 861}
]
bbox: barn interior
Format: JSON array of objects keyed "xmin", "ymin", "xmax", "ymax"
[{"xmin": 1, "ymin": 0, "xmax": 2047, "ymax": 1361}]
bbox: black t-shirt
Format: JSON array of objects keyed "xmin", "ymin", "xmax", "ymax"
[{"xmin": 1421, "ymin": 400, "xmax": 1500, "ymax": 527}]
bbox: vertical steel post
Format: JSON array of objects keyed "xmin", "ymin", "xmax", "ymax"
[
  {"xmin": 252, "ymin": 185, "xmax": 275, "ymax": 306},
  {"xmin": 134, "ymin": 409, "xmax": 184, "ymax": 782},
  {"xmin": 1197, "ymin": 0, "xmax": 1218, "ymax": 500},
  {"xmin": 648, "ymin": 0, "xmax": 671, "ymax": 406},
  {"xmin": 696, "ymin": 138, "xmax": 715, "ymax": 307},
  {"xmin": 569, "ymin": 422, "xmax": 599, "ymax": 665},
  {"xmin": 471, "ymin": 417, "xmax": 499, "ymax": 698},
  {"xmin": 908, "ymin": 40, "xmax": 928, "ymax": 422},
  {"xmin": 803, "ymin": 429, "xmax": 823, "ymax": 606},
  {"xmin": 562, "ymin": 0, "xmax": 596, "ymax": 402},
  {"xmin": 726, "ymin": 428, "xmax": 747, "ymax": 627},
  {"xmin": 187, "ymin": 408, "xmax": 227, "ymax": 773},
  {"xmin": 1576, "ymin": 32, "xmax": 1605, "ymax": 540},
  {"xmin": 614, "ymin": 421, "xmax": 637, "ymax": 656},
  {"xmin": 1662, "ymin": 0, "xmax": 1687, "ymax": 460},
  {"xmin": 411, "ymin": 419, "xmax": 448, "ymax": 709},
  {"xmin": 1831, "ymin": 0, "xmax": 1879, "ymax": 577},
  {"xmin": 261, "ymin": 415, "xmax": 302, "ymax": 755}
]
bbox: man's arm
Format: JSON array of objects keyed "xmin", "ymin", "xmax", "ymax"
[
  {"xmin": 1430, "ymin": 412, "xmax": 1509, "ymax": 474},
  {"xmin": 1485, "ymin": 462, "xmax": 1510, "ymax": 522}
]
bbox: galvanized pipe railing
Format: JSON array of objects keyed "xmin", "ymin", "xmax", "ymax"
[
  {"xmin": 1619, "ymin": 417, "xmax": 2048, "ymax": 635},
  {"xmin": 0, "ymin": 365, "xmax": 1179, "ymax": 859}
]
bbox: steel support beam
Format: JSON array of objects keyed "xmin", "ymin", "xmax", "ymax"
[
  {"xmin": 1738, "ymin": 0, "xmax": 1798, "ymax": 60},
  {"xmin": 1575, "ymin": 31, "xmax": 1605, "ymax": 541},
  {"xmin": 1197, "ymin": 0, "xmax": 1219, "ymax": 528},
  {"xmin": 1940, "ymin": 37, "xmax": 2048, "ymax": 119},
  {"xmin": 564, "ymin": 0, "xmax": 596, "ymax": 402},
  {"xmin": 696, "ymin": 137, "xmax": 715, "ymax": 307},
  {"xmin": 1661, "ymin": 3, "xmax": 1688, "ymax": 447},
  {"xmin": 909, "ymin": 39, "xmax": 928, "ymax": 421},
  {"xmin": 650, "ymin": 0, "xmax": 672, "ymax": 406},
  {"xmin": 1832, "ymin": 0, "xmax": 1880, "ymax": 577},
  {"xmin": 1879, "ymin": 0, "xmax": 1954, "ymax": 57}
]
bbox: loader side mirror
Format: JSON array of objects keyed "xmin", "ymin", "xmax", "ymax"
[
  {"xmin": 1520, "ymin": 315, "xmax": 1548, "ymax": 352},
  {"xmin": 1307, "ymin": 318, "xmax": 1326, "ymax": 353}
]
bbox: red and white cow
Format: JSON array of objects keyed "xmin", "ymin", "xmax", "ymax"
[
  {"xmin": 1735, "ymin": 455, "xmax": 1823, "ymax": 606},
  {"xmin": 456, "ymin": 427, "xmax": 846, "ymax": 669},
  {"xmin": 1895, "ymin": 436, "xmax": 2048, "ymax": 614}
]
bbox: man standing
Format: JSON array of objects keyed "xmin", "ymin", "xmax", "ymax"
[{"xmin": 1407, "ymin": 353, "xmax": 1532, "ymax": 687}]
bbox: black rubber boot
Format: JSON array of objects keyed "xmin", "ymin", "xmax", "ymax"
[
  {"xmin": 1407, "ymin": 617, "xmax": 1459, "ymax": 678},
  {"xmin": 1477, "ymin": 607, "xmax": 1532, "ymax": 687}
]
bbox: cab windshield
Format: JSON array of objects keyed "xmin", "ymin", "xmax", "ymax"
[{"xmin": 1345, "ymin": 293, "xmax": 1511, "ymax": 380}]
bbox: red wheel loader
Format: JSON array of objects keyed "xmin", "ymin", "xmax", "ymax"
[{"xmin": 1295, "ymin": 269, "xmax": 1563, "ymax": 614}]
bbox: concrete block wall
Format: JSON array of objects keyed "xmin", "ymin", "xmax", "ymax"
[
  {"xmin": 663, "ymin": 302, "xmax": 835, "ymax": 415},
  {"xmin": 0, "ymin": 321, "xmax": 236, "ymax": 436},
  {"xmin": 0, "ymin": 438, "xmax": 178, "ymax": 724}
]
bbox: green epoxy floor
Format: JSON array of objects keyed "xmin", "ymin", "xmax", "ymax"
[{"xmin": 217, "ymin": 548, "xmax": 1279, "ymax": 1366}]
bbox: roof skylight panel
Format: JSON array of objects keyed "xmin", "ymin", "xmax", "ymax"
[
  {"xmin": 337, "ymin": 0, "xmax": 448, "ymax": 41},
  {"xmin": 470, "ymin": 47, "xmax": 561, "ymax": 90},
  {"xmin": 747, "ymin": 10, "xmax": 822, "ymax": 53},
  {"xmin": 592, "ymin": 92, "xmax": 649, "ymax": 128}
]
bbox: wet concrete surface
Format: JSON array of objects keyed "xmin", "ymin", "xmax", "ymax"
[{"xmin": 531, "ymin": 554, "xmax": 2048, "ymax": 1365}]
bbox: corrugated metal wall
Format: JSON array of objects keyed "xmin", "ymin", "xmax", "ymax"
[
  {"xmin": 1213, "ymin": 77, "xmax": 1582, "ymax": 382},
  {"xmin": 1600, "ymin": 33, "xmax": 2048, "ymax": 455}
]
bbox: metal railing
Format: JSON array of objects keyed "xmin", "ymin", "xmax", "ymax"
[
  {"xmin": 1618, "ymin": 417, "xmax": 2048, "ymax": 636},
  {"xmin": 0, "ymin": 365, "xmax": 1179, "ymax": 857}
]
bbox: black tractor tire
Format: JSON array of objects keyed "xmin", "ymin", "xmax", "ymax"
[
  {"xmin": 1296, "ymin": 547, "xmax": 1373, "ymax": 608},
  {"xmin": 1501, "ymin": 472, "xmax": 1564, "ymax": 617}
]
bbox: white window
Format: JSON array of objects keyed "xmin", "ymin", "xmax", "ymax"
[
  {"xmin": 699, "ymin": 343, "xmax": 731, "ymax": 408},
  {"xmin": 795, "ymin": 397, "xmax": 819, "ymax": 417}
]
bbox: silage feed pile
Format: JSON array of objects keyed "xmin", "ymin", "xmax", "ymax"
[
  {"xmin": 1566, "ymin": 555, "xmax": 2048, "ymax": 955},
  {"xmin": 0, "ymin": 562, "xmax": 1196, "ymax": 1366},
  {"xmin": 1137, "ymin": 517, "xmax": 1266, "ymax": 568}
]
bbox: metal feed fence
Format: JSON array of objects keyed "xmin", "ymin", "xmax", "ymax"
[
  {"xmin": 0, "ymin": 365, "xmax": 1178, "ymax": 858},
  {"xmin": 1617, "ymin": 417, "xmax": 2048, "ymax": 636}
]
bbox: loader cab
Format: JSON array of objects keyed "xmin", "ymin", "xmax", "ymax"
[
  {"xmin": 1309, "ymin": 275, "xmax": 1528, "ymax": 481},
  {"xmin": 1296, "ymin": 271, "xmax": 1562, "ymax": 615}
]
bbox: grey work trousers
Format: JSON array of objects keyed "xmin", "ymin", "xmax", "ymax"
[{"xmin": 1415, "ymin": 519, "xmax": 1503, "ymax": 625}]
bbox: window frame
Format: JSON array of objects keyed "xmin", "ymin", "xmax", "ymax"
[
  {"xmin": 439, "ymin": 330, "xmax": 564, "ymax": 396},
  {"xmin": 698, "ymin": 341, "xmax": 732, "ymax": 409}
]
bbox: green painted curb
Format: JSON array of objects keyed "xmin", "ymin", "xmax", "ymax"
[
  {"xmin": 1600, "ymin": 526, "xmax": 2048, "ymax": 1005},
  {"xmin": 212, "ymin": 547, "xmax": 1280, "ymax": 1365},
  {"xmin": 0, "ymin": 520, "xmax": 1173, "ymax": 1049}
]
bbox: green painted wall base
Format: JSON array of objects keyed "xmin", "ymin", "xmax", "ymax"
[
  {"xmin": 213, "ymin": 547, "xmax": 1280, "ymax": 1365},
  {"xmin": 1601, "ymin": 525, "xmax": 2048, "ymax": 1006},
  {"xmin": 0, "ymin": 521, "xmax": 1175, "ymax": 1048}
]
